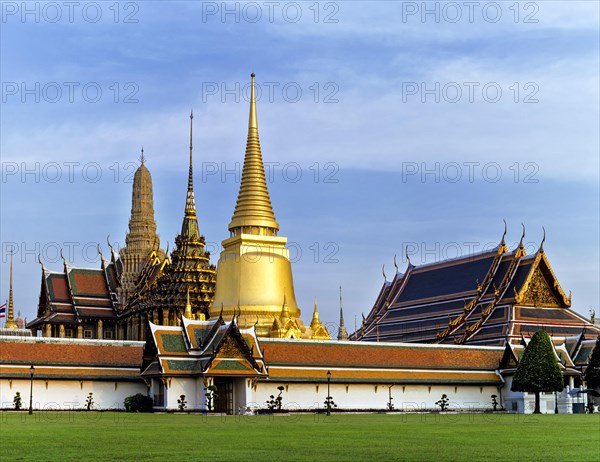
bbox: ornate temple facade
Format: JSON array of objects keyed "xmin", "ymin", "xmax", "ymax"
[
  {"xmin": 27, "ymin": 75, "xmax": 328, "ymax": 341},
  {"xmin": 356, "ymin": 227, "xmax": 600, "ymax": 347},
  {"xmin": 5, "ymin": 73, "xmax": 598, "ymax": 415}
]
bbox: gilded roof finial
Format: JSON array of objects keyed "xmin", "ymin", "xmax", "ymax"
[
  {"xmin": 37, "ymin": 253, "xmax": 45, "ymax": 271},
  {"xmin": 540, "ymin": 226, "xmax": 546, "ymax": 253},
  {"xmin": 393, "ymin": 254, "xmax": 399, "ymax": 272},
  {"xmin": 5, "ymin": 251, "xmax": 17, "ymax": 329},
  {"xmin": 228, "ymin": 73, "xmax": 279, "ymax": 233},
  {"xmin": 382, "ymin": 264, "xmax": 387, "ymax": 282},
  {"xmin": 519, "ymin": 223, "xmax": 526, "ymax": 247},
  {"xmin": 140, "ymin": 146, "xmax": 145, "ymax": 165},
  {"xmin": 405, "ymin": 244, "xmax": 413, "ymax": 268},
  {"xmin": 60, "ymin": 247, "xmax": 68, "ymax": 268},
  {"xmin": 515, "ymin": 223, "xmax": 527, "ymax": 257}
]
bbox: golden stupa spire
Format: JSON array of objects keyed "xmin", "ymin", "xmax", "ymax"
[
  {"xmin": 310, "ymin": 296, "xmax": 322, "ymax": 330},
  {"xmin": 5, "ymin": 252, "xmax": 17, "ymax": 329},
  {"xmin": 180, "ymin": 111, "xmax": 200, "ymax": 239},
  {"xmin": 228, "ymin": 73, "xmax": 279, "ymax": 234}
]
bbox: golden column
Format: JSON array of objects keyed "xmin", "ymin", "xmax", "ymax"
[{"xmin": 210, "ymin": 73, "xmax": 304, "ymax": 336}]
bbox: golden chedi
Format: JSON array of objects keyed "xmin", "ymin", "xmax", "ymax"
[{"xmin": 210, "ymin": 74, "xmax": 328, "ymax": 339}]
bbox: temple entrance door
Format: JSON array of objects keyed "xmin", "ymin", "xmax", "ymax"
[{"xmin": 214, "ymin": 379, "xmax": 234, "ymax": 414}]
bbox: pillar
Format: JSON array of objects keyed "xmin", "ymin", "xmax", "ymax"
[
  {"xmin": 97, "ymin": 320, "xmax": 103, "ymax": 340},
  {"xmin": 45, "ymin": 324, "xmax": 52, "ymax": 337},
  {"xmin": 59, "ymin": 324, "xmax": 65, "ymax": 338},
  {"xmin": 77, "ymin": 325, "xmax": 83, "ymax": 338}
]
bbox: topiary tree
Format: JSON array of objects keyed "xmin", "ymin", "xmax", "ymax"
[
  {"xmin": 85, "ymin": 392, "xmax": 94, "ymax": 411},
  {"xmin": 205, "ymin": 385, "xmax": 218, "ymax": 412},
  {"xmin": 266, "ymin": 386, "xmax": 285, "ymax": 410},
  {"xmin": 491, "ymin": 394, "xmax": 498, "ymax": 412},
  {"xmin": 511, "ymin": 330, "xmax": 563, "ymax": 414},
  {"xmin": 435, "ymin": 394, "xmax": 449, "ymax": 411},
  {"xmin": 177, "ymin": 394, "xmax": 187, "ymax": 411},
  {"xmin": 13, "ymin": 392, "xmax": 22, "ymax": 410},
  {"xmin": 584, "ymin": 335, "xmax": 600, "ymax": 389}
]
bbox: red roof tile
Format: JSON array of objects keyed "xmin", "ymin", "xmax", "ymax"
[{"xmin": 261, "ymin": 340, "xmax": 503, "ymax": 371}]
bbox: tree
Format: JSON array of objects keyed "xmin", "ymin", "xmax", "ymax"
[
  {"xmin": 205, "ymin": 385, "xmax": 218, "ymax": 412},
  {"xmin": 177, "ymin": 394, "xmax": 187, "ymax": 411},
  {"xmin": 85, "ymin": 393, "xmax": 94, "ymax": 411},
  {"xmin": 511, "ymin": 330, "xmax": 563, "ymax": 414},
  {"xmin": 584, "ymin": 335, "xmax": 600, "ymax": 389},
  {"xmin": 491, "ymin": 394, "xmax": 498, "ymax": 412},
  {"xmin": 266, "ymin": 386, "xmax": 285, "ymax": 410},
  {"xmin": 13, "ymin": 392, "xmax": 22, "ymax": 410},
  {"xmin": 435, "ymin": 394, "xmax": 449, "ymax": 411}
]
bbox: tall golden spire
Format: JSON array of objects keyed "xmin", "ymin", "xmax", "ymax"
[
  {"xmin": 181, "ymin": 111, "xmax": 200, "ymax": 239},
  {"xmin": 228, "ymin": 73, "xmax": 279, "ymax": 235},
  {"xmin": 117, "ymin": 146, "xmax": 161, "ymax": 306},
  {"xmin": 5, "ymin": 253, "xmax": 17, "ymax": 329},
  {"xmin": 337, "ymin": 286, "xmax": 349, "ymax": 341}
]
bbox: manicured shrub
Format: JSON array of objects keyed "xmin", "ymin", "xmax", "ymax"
[{"xmin": 124, "ymin": 393, "xmax": 153, "ymax": 412}]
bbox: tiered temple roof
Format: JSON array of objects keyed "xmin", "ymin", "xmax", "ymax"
[
  {"xmin": 357, "ymin": 228, "xmax": 599, "ymax": 346},
  {"xmin": 141, "ymin": 315, "xmax": 267, "ymax": 378},
  {"xmin": 141, "ymin": 318, "xmax": 504, "ymax": 386},
  {"xmin": 28, "ymin": 257, "xmax": 119, "ymax": 331}
]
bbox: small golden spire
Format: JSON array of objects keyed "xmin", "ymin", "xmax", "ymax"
[
  {"xmin": 310, "ymin": 296, "xmax": 321, "ymax": 330},
  {"xmin": 140, "ymin": 147, "xmax": 145, "ymax": 165},
  {"xmin": 228, "ymin": 73, "xmax": 279, "ymax": 234},
  {"xmin": 184, "ymin": 287, "xmax": 193, "ymax": 319},
  {"xmin": 5, "ymin": 252, "xmax": 17, "ymax": 329},
  {"xmin": 280, "ymin": 290, "xmax": 290, "ymax": 322},
  {"xmin": 338, "ymin": 286, "xmax": 349, "ymax": 340}
]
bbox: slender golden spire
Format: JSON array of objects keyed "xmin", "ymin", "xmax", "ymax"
[
  {"xmin": 310, "ymin": 296, "xmax": 322, "ymax": 330},
  {"xmin": 280, "ymin": 290, "xmax": 290, "ymax": 322},
  {"xmin": 337, "ymin": 286, "xmax": 349, "ymax": 341},
  {"xmin": 228, "ymin": 73, "xmax": 279, "ymax": 234},
  {"xmin": 180, "ymin": 111, "xmax": 200, "ymax": 239},
  {"xmin": 5, "ymin": 253, "xmax": 17, "ymax": 329},
  {"xmin": 185, "ymin": 287, "xmax": 193, "ymax": 319}
]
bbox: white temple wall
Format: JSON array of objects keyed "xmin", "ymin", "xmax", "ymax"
[
  {"xmin": 164, "ymin": 377, "xmax": 197, "ymax": 409},
  {"xmin": 0, "ymin": 379, "xmax": 145, "ymax": 410},
  {"xmin": 253, "ymin": 382, "xmax": 500, "ymax": 411}
]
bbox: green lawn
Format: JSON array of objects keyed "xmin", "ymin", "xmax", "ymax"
[{"xmin": 1, "ymin": 412, "xmax": 598, "ymax": 461}]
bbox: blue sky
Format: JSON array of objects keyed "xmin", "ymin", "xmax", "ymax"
[{"xmin": 1, "ymin": 1, "xmax": 599, "ymax": 331}]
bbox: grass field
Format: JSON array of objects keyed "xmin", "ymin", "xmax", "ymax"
[{"xmin": 2, "ymin": 412, "xmax": 599, "ymax": 461}]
